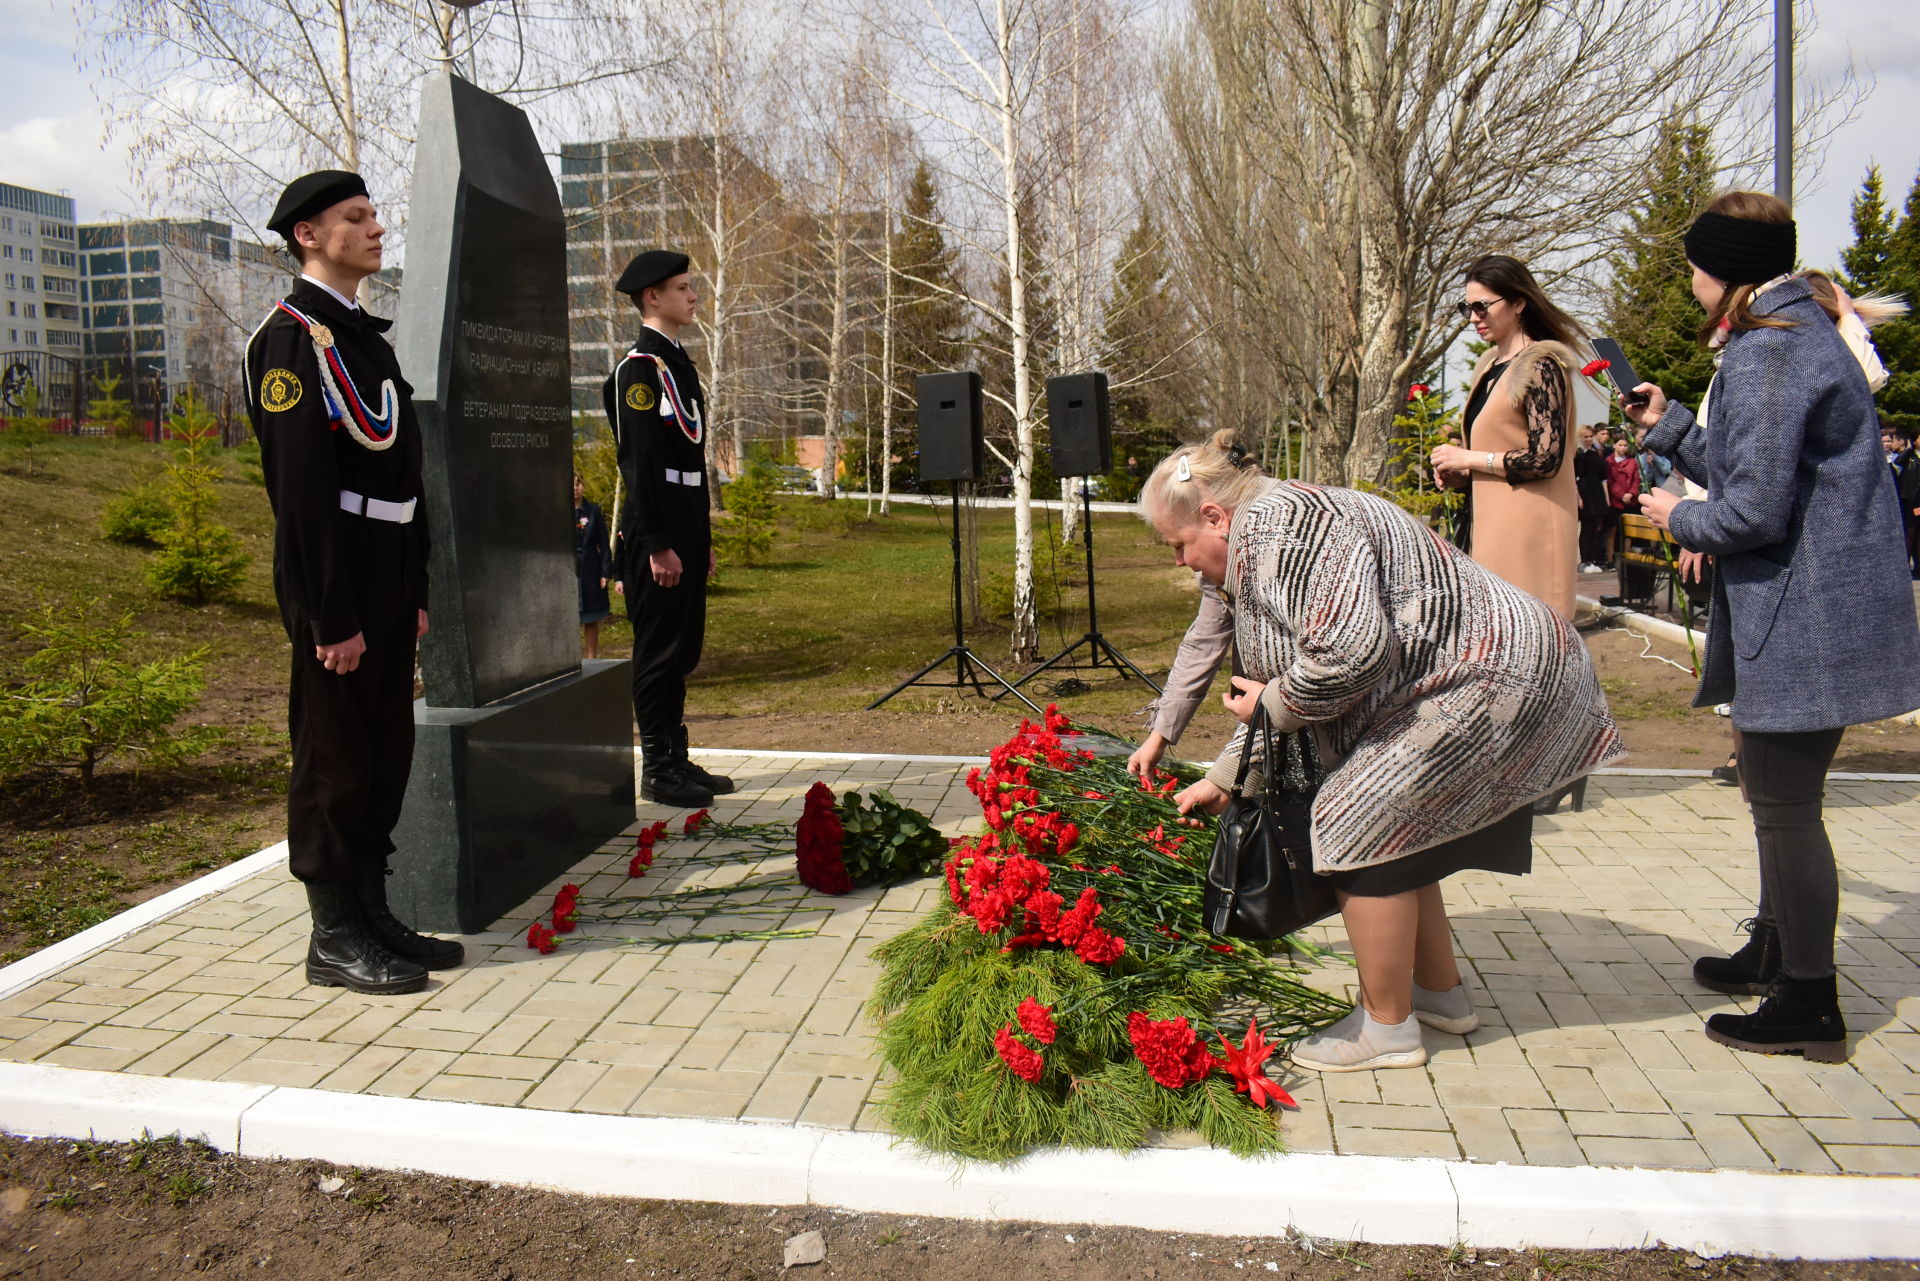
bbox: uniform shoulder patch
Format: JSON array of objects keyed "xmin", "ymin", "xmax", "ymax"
[
  {"xmin": 260, "ymin": 368, "xmax": 303, "ymax": 413},
  {"xmin": 624, "ymin": 382, "xmax": 656, "ymax": 413}
]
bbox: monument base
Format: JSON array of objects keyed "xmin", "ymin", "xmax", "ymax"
[{"xmin": 391, "ymin": 659, "xmax": 634, "ymax": 934}]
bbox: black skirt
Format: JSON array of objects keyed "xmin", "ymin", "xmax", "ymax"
[{"xmin": 1323, "ymin": 804, "xmax": 1534, "ymax": 898}]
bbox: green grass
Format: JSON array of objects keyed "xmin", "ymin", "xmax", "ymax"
[
  {"xmin": 639, "ymin": 494, "xmax": 1202, "ymax": 722},
  {"xmin": 0, "ymin": 439, "xmax": 1200, "ymax": 961}
]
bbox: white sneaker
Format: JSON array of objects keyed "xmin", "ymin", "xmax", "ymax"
[
  {"xmin": 1290, "ymin": 1006, "xmax": 1427, "ymax": 1073},
  {"xmin": 1412, "ymin": 981, "xmax": 1480, "ymax": 1034}
]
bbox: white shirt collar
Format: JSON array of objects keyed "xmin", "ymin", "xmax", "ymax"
[
  {"xmin": 300, "ymin": 274, "xmax": 359, "ymax": 312},
  {"xmin": 642, "ymin": 320, "xmax": 683, "ymax": 349}
]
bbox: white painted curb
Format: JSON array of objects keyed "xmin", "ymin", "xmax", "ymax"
[
  {"xmin": 2, "ymin": 1061, "xmax": 1917, "ymax": 1258},
  {"xmin": 4, "ymin": 759, "xmax": 1919, "ymax": 1258}
]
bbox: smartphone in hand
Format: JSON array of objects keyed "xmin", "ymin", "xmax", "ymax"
[{"xmin": 1590, "ymin": 337, "xmax": 1650, "ymax": 408}]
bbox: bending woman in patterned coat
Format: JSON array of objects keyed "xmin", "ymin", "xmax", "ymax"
[{"xmin": 1145, "ymin": 432, "xmax": 1625, "ymax": 1073}]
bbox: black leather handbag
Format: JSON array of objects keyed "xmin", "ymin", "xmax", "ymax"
[{"xmin": 1203, "ymin": 703, "xmax": 1337, "ymax": 939}]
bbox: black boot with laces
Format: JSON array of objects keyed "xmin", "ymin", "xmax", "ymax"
[
  {"xmin": 351, "ymin": 866, "xmax": 464, "ymax": 971},
  {"xmin": 1693, "ymin": 917, "xmax": 1779, "ymax": 995},
  {"xmin": 304, "ymin": 882, "xmax": 428, "ymax": 995},
  {"xmin": 1705, "ymin": 974, "xmax": 1848, "ymax": 1063}
]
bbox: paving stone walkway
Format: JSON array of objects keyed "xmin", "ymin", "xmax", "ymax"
[{"xmin": 1, "ymin": 755, "xmax": 1917, "ymax": 1178}]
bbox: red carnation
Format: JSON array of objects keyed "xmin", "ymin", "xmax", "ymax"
[
  {"xmin": 1073, "ymin": 926, "xmax": 1125, "ymax": 966},
  {"xmin": 684, "ymin": 809, "xmax": 711, "ymax": 835},
  {"xmin": 994, "ymin": 1023, "xmax": 1046, "ymax": 1082},
  {"xmin": 628, "ymin": 848, "xmax": 654, "ymax": 878},
  {"xmin": 526, "ymin": 921, "xmax": 558, "ymax": 954},
  {"xmin": 551, "ymin": 884, "xmax": 581, "ymax": 933},
  {"xmin": 1580, "ymin": 358, "xmax": 1611, "ymax": 377},
  {"xmin": 1407, "ymin": 383, "xmax": 1431, "ymax": 400},
  {"xmin": 1016, "ymin": 998, "xmax": 1058, "ymax": 1045},
  {"xmin": 1127, "ymin": 1012, "xmax": 1219, "ymax": 1089}
]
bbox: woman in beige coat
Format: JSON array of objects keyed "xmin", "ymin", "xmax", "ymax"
[{"xmin": 1430, "ymin": 255, "xmax": 1585, "ymax": 623}]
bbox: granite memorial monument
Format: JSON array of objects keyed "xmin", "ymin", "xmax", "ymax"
[{"xmin": 391, "ymin": 71, "xmax": 634, "ymax": 933}]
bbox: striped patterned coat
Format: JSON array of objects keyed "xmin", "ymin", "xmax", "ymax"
[{"xmin": 1202, "ymin": 482, "xmax": 1625, "ymax": 872}]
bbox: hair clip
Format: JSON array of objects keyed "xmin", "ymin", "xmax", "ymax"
[
  {"xmin": 1226, "ymin": 443, "xmax": 1251, "ymax": 469},
  {"xmin": 1174, "ymin": 455, "xmax": 1192, "ymax": 482}
]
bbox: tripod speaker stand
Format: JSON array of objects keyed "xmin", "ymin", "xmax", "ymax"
[
  {"xmin": 870, "ymin": 370, "xmax": 1042, "ymax": 714},
  {"xmin": 867, "ymin": 481, "xmax": 1042, "ymax": 714},
  {"xmin": 1002, "ymin": 476, "xmax": 1160, "ymax": 697},
  {"xmin": 1003, "ymin": 371, "xmax": 1159, "ymax": 697}
]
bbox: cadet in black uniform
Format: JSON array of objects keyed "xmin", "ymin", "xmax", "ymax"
[
  {"xmin": 247, "ymin": 170, "xmax": 462, "ymax": 995},
  {"xmin": 603, "ymin": 250, "xmax": 735, "ymax": 807}
]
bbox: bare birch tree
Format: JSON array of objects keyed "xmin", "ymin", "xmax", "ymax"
[
  {"xmin": 874, "ymin": 0, "xmax": 1138, "ymax": 663},
  {"xmin": 1158, "ymin": 0, "xmax": 1850, "ymax": 487}
]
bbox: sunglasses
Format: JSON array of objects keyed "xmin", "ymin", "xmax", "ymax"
[{"xmin": 1454, "ymin": 298, "xmax": 1507, "ymax": 320}]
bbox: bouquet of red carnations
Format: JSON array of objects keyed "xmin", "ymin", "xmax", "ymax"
[{"xmin": 868, "ymin": 707, "xmax": 1348, "ymax": 1161}]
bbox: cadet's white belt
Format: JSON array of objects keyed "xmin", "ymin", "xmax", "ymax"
[
  {"xmin": 339, "ymin": 489, "xmax": 418, "ymax": 523},
  {"xmin": 665, "ymin": 468, "xmax": 703, "ymax": 487}
]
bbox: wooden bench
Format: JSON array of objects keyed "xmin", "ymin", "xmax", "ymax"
[{"xmin": 1615, "ymin": 512, "xmax": 1702, "ymax": 623}]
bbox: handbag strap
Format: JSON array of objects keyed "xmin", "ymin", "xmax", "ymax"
[
  {"xmin": 1231, "ymin": 692, "xmax": 1323, "ymax": 798},
  {"xmin": 1228, "ymin": 702, "xmax": 1267, "ymax": 797}
]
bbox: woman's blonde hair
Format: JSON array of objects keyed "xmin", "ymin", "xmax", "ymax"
[
  {"xmin": 1697, "ymin": 191, "xmax": 1798, "ymax": 347},
  {"xmin": 1138, "ymin": 429, "xmax": 1269, "ymax": 528}
]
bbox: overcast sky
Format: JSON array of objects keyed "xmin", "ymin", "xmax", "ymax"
[{"xmin": 1, "ymin": 0, "xmax": 1915, "ymax": 279}]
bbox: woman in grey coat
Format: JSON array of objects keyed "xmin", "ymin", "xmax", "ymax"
[{"xmin": 1630, "ymin": 190, "xmax": 1920, "ymax": 1063}]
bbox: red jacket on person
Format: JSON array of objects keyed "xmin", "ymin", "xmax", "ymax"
[{"xmin": 1605, "ymin": 454, "xmax": 1640, "ymax": 511}]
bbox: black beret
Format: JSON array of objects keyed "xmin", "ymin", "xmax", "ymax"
[
  {"xmin": 266, "ymin": 170, "xmax": 370, "ymax": 237},
  {"xmin": 617, "ymin": 250, "xmax": 691, "ymax": 297}
]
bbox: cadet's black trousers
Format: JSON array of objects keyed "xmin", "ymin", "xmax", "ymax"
[
  {"xmin": 286, "ymin": 609, "xmax": 417, "ymax": 884},
  {"xmin": 627, "ymin": 554, "xmax": 708, "ymax": 740}
]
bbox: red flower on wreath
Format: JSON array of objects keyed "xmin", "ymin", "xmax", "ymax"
[
  {"xmin": 994, "ymin": 1023, "xmax": 1046, "ymax": 1082},
  {"xmin": 1016, "ymin": 998, "xmax": 1058, "ymax": 1045},
  {"xmin": 1580, "ymin": 358, "xmax": 1611, "ymax": 378},
  {"xmin": 796, "ymin": 781, "xmax": 853, "ymax": 895},
  {"xmin": 1074, "ymin": 927, "xmax": 1125, "ymax": 965},
  {"xmin": 1217, "ymin": 1018, "xmax": 1294, "ymax": 1109},
  {"xmin": 551, "ymin": 884, "xmax": 581, "ymax": 934},
  {"xmin": 684, "ymin": 809, "xmax": 711, "ymax": 835},
  {"xmin": 1127, "ymin": 1012, "xmax": 1220, "ymax": 1089},
  {"xmin": 526, "ymin": 921, "xmax": 558, "ymax": 954}
]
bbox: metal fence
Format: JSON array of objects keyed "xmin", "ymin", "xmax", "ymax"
[{"xmin": 0, "ymin": 351, "xmax": 244, "ymax": 443}]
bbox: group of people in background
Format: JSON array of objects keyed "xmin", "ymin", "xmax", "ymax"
[{"xmin": 1145, "ymin": 189, "xmax": 1920, "ymax": 1074}]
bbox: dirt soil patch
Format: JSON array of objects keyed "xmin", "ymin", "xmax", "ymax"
[
  {"xmin": 1, "ymin": 1135, "xmax": 1913, "ymax": 1280},
  {"xmin": 1574, "ymin": 622, "xmax": 1920, "ymax": 775}
]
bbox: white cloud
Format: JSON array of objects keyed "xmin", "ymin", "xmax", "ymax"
[
  {"xmin": 0, "ymin": 111, "xmax": 139, "ymax": 218},
  {"xmin": 0, "ymin": 0, "xmax": 78, "ymax": 49}
]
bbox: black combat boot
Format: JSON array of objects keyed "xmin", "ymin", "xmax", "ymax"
[
  {"xmin": 1692, "ymin": 917, "xmax": 1779, "ymax": 995},
  {"xmin": 1705, "ymin": 974, "xmax": 1848, "ymax": 1063},
  {"xmin": 640, "ymin": 733, "xmax": 714, "ymax": 808},
  {"xmin": 350, "ymin": 866, "xmax": 464, "ymax": 971},
  {"xmin": 304, "ymin": 882, "xmax": 429, "ymax": 995},
  {"xmin": 672, "ymin": 724, "xmax": 735, "ymax": 796}
]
